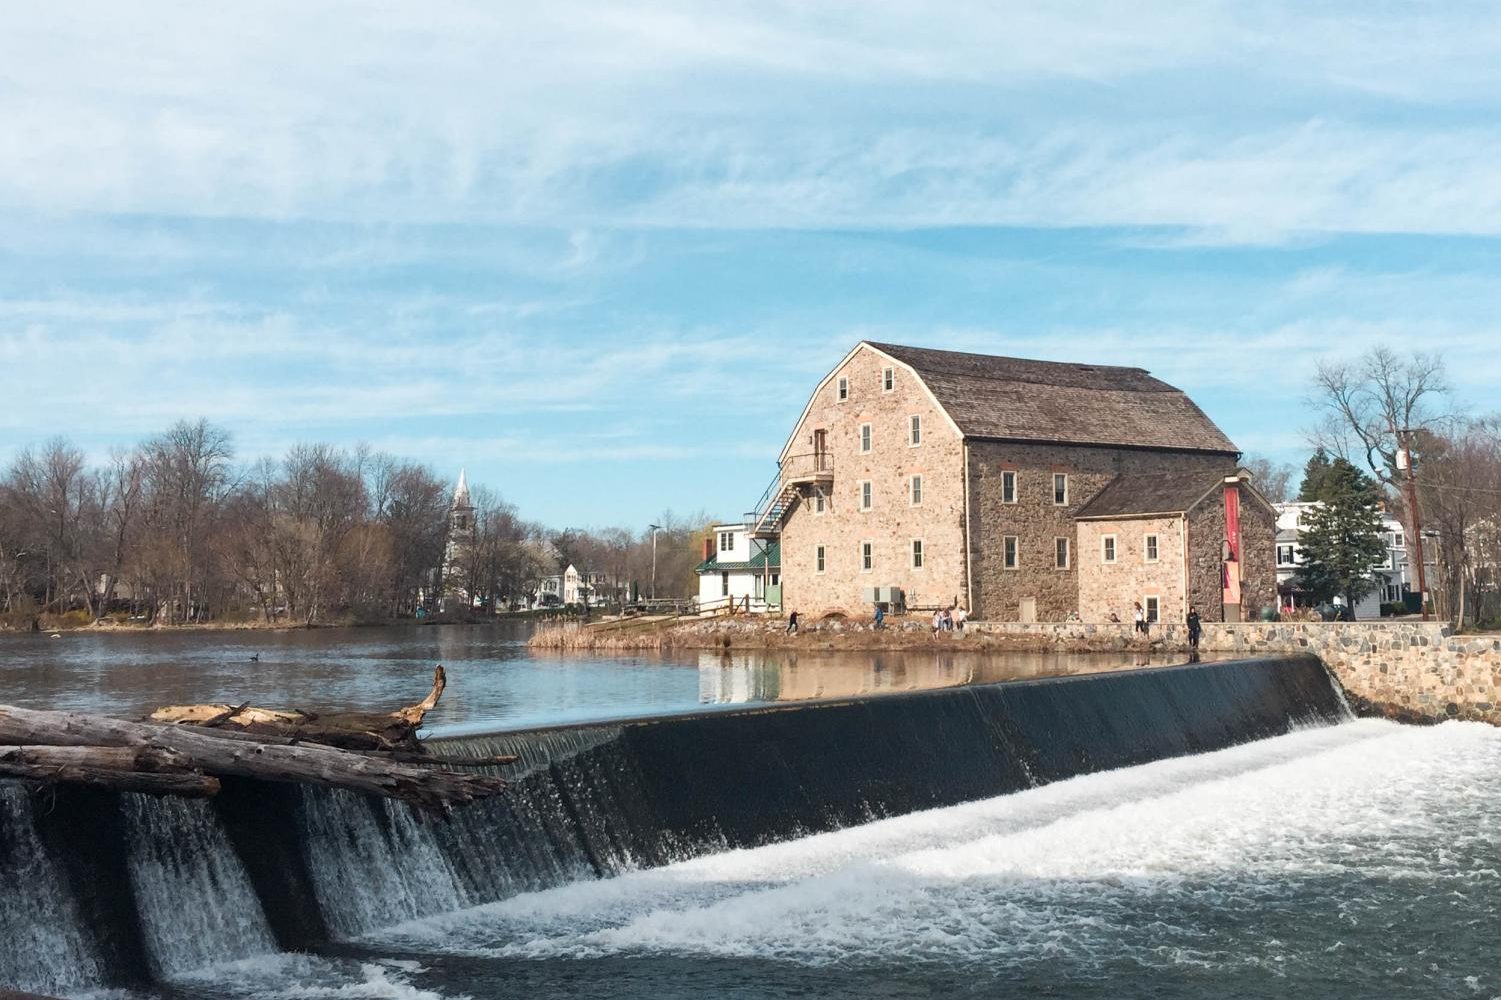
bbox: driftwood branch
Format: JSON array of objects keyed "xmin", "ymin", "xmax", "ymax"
[
  {"xmin": 0, "ymin": 745, "xmax": 220, "ymax": 798},
  {"xmin": 148, "ymin": 665, "xmax": 448, "ymax": 751}
]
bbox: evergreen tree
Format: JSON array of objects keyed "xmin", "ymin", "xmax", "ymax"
[
  {"xmin": 1295, "ymin": 458, "xmax": 1387, "ymax": 615},
  {"xmin": 1297, "ymin": 448, "xmax": 1335, "ymax": 501}
]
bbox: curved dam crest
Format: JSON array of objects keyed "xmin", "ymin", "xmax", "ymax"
[{"xmin": 0, "ymin": 655, "xmax": 1349, "ymax": 995}]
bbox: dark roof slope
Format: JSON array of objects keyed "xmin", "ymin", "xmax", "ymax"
[
  {"xmin": 868, "ymin": 342, "xmax": 1238, "ymax": 454},
  {"xmin": 1075, "ymin": 471, "xmax": 1227, "ymax": 519}
]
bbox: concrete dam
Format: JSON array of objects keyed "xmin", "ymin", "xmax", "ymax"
[{"xmin": 0, "ymin": 655, "xmax": 1357, "ymax": 996}]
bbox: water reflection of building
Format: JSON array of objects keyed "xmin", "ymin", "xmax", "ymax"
[{"xmin": 697, "ymin": 649, "xmax": 1163, "ymax": 707}]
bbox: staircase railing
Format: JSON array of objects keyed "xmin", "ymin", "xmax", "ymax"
[{"xmin": 743, "ymin": 454, "xmax": 832, "ymax": 530}]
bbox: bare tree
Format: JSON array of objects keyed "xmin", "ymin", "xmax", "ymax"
[{"xmin": 1240, "ymin": 455, "xmax": 1295, "ymax": 504}]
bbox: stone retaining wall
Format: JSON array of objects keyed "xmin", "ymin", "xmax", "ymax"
[{"xmin": 968, "ymin": 619, "xmax": 1501, "ymax": 725}]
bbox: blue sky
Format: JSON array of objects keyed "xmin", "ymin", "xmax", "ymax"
[{"xmin": 4, "ymin": 2, "xmax": 1501, "ymax": 527}]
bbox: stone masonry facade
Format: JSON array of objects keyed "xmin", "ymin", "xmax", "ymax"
[
  {"xmin": 1076, "ymin": 516, "xmax": 1187, "ymax": 624},
  {"xmin": 966, "ymin": 442, "xmax": 1233, "ymax": 622},
  {"xmin": 779, "ymin": 345, "xmax": 968, "ymax": 616}
]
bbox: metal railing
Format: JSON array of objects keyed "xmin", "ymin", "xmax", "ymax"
[{"xmin": 743, "ymin": 454, "xmax": 833, "ymax": 527}]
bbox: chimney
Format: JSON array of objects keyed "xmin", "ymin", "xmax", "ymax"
[{"xmin": 704, "ymin": 536, "xmax": 715, "ymax": 561}]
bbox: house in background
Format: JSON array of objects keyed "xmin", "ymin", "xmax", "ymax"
[
  {"xmin": 695, "ymin": 521, "xmax": 782, "ymax": 612},
  {"xmin": 1273, "ymin": 501, "xmax": 1431, "ymax": 618}
]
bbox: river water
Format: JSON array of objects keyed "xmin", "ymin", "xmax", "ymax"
[
  {"xmin": 3, "ymin": 626, "xmax": 1498, "ymax": 999},
  {"xmin": 107, "ymin": 719, "xmax": 1501, "ymax": 1000},
  {"xmin": 0, "ymin": 621, "xmax": 1187, "ymax": 732}
]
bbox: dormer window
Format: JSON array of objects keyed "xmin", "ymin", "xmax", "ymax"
[
  {"xmin": 718, "ymin": 531, "xmax": 734, "ymax": 552},
  {"xmin": 837, "ymin": 377, "xmax": 849, "ymax": 401}
]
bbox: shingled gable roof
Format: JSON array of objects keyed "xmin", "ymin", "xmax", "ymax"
[
  {"xmin": 1075, "ymin": 469, "xmax": 1274, "ymax": 520},
  {"xmin": 866, "ymin": 342, "xmax": 1239, "ymax": 455}
]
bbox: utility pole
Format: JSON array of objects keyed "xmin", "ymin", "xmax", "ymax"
[
  {"xmin": 649, "ymin": 523, "xmax": 662, "ymax": 601},
  {"xmin": 1398, "ymin": 429, "xmax": 1430, "ymax": 622}
]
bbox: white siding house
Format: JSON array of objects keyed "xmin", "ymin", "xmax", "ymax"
[
  {"xmin": 1274, "ymin": 501, "xmax": 1432, "ymax": 618},
  {"xmin": 695, "ymin": 523, "xmax": 782, "ymax": 613}
]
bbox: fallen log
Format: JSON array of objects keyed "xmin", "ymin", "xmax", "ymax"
[
  {"xmin": 0, "ymin": 744, "xmax": 222, "ymax": 797},
  {"xmin": 0, "ymin": 704, "xmax": 504, "ymax": 811},
  {"xmin": 148, "ymin": 665, "xmax": 448, "ymax": 751}
]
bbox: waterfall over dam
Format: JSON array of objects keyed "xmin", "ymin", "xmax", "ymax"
[{"xmin": 0, "ymin": 655, "xmax": 1349, "ymax": 995}]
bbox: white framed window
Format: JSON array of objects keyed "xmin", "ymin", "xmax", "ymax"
[
  {"xmin": 1144, "ymin": 534, "xmax": 1159, "ymax": 563},
  {"xmin": 860, "ymin": 480, "xmax": 873, "ymax": 510},
  {"xmin": 912, "ymin": 539, "xmax": 924, "ymax": 569},
  {"xmin": 861, "ymin": 541, "xmax": 874, "ymax": 572},
  {"xmin": 1053, "ymin": 473, "xmax": 1068, "ymax": 505},
  {"xmin": 883, "ymin": 367, "xmax": 895, "ymax": 392},
  {"xmin": 837, "ymin": 376, "xmax": 849, "ymax": 401},
  {"xmin": 1144, "ymin": 595, "xmax": 1160, "ymax": 623},
  {"xmin": 1003, "ymin": 535, "xmax": 1019, "ymax": 570},
  {"xmin": 1055, "ymin": 537, "xmax": 1070, "ymax": 569},
  {"xmin": 909, "ymin": 415, "xmax": 922, "ymax": 446},
  {"xmin": 814, "ymin": 490, "xmax": 826, "ymax": 515},
  {"xmin": 910, "ymin": 474, "xmax": 923, "ymax": 506},
  {"xmin": 718, "ymin": 531, "xmax": 733, "ymax": 552},
  {"xmin": 815, "ymin": 545, "xmax": 826, "ymax": 573},
  {"xmin": 1102, "ymin": 535, "xmax": 1117, "ymax": 563},
  {"xmin": 1001, "ymin": 470, "xmax": 1017, "ymax": 504},
  {"xmin": 1276, "ymin": 543, "xmax": 1295, "ymax": 566},
  {"xmin": 860, "ymin": 423, "xmax": 872, "ymax": 453}
]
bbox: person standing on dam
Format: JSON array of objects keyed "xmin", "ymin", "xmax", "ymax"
[{"xmin": 1187, "ymin": 607, "xmax": 1202, "ymax": 662}]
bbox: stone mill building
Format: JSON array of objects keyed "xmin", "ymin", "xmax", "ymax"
[{"xmin": 763, "ymin": 341, "xmax": 1276, "ymax": 623}]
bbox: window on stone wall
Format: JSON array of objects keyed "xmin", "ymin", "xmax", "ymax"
[
  {"xmin": 816, "ymin": 545, "xmax": 826, "ymax": 573},
  {"xmin": 910, "ymin": 415, "xmax": 922, "ymax": 446},
  {"xmin": 814, "ymin": 490, "xmax": 826, "ymax": 514},
  {"xmin": 1102, "ymin": 535, "xmax": 1117, "ymax": 563},
  {"xmin": 912, "ymin": 539, "xmax": 924, "ymax": 569},
  {"xmin": 861, "ymin": 541, "xmax": 874, "ymax": 571},
  {"xmin": 1004, "ymin": 535, "xmax": 1019, "ymax": 569},
  {"xmin": 837, "ymin": 377, "xmax": 849, "ymax": 401},
  {"xmin": 910, "ymin": 475, "xmax": 923, "ymax": 506},
  {"xmin": 1145, "ymin": 595, "xmax": 1159, "ymax": 623},
  {"xmin": 860, "ymin": 423, "xmax": 872, "ymax": 452},
  {"xmin": 883, "ymin": 367, "xmax": 895, "ymax": 392},
  {"xmin": 860, "ymin": 480, "xmax": 873, "ymax": 510},
  {"xmin": 1053, "ymin": 473, "xmax": 1068, "ymax": 505},
  {"xmin": 1055, "ymin": 537, "xmax": 1070, "ymax": 569},
  {"xmin": 1145, "ymin": 534, "xmax": 1159, "ymax": 563},
  {"xmin": 1002, "ymin": 470, "xmax": 1017, "ymax": 503}
]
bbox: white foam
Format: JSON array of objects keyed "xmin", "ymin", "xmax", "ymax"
[
  {"xmin": 170, "ymin": 952, "xmax": 469, "ymax": 1000},
  {"xmin": 371, "ymin": 719, "xmax": 1501, "ymax": 974}
]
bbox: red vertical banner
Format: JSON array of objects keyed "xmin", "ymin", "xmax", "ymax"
[{"xmin": 1223, "ymin": 484, "xmax": 1242, "ymax": 612}]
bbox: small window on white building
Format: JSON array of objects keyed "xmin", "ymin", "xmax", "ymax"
[
  {"xmin": 721, "ymin": 572, "xmax": 730, "ymax": 597},
  {"xmin": 1145, "ymin": 595, "xmax": 1159, "ymax": 623},
  {"xmin": 883, "ymin": 367, "xmax": 895, "ymax": 392},
  {"xmin": 1102, "ymin": 535, "xmax": 1117, "ymax": 563},
  {"xmin": 718, "ymin": 531, "xmax": 733, "ymax": 552},
  {"xmin": 860, "ymin": 480, "xmax": 873, "ymax": 510},
  {"xmin": 912, "ymin": 539, "xmax": 924, "ymax": 569},
  {"xmin": 1055, "ymin": 537, "xmax": 1070, "ymax": 569},
  {"xmin": 1001, "ymin": 470, "xmax": 1017, "ymax": 503},
  {"xmin": 1144, "ymin": 534, "xmax": 1159, "ymax": 563},
  {"xmin": 1003, "ymin": 536, "xmax": 1019, "ymax": 570},
  {"xmin": 1276, "ymin": 543, "xmax": 1296, "ymax": 566},
  {"xmin": 860, "ymin": 423, "xmax": 872, "ymax": 453},
  {"xmin": 837, "ymin": 377, "xmax": 849, "ymax": 401},
  {"xmin": 910, "ymin": 415, "xmax": 922, "ymax": 446},
  {"xmin": 910, "ymin": 475, "xmax": 923, "ymax": 506},
  {"xmin": 816, "ymin": 545, "xmax": 826, "ymax": 573},
  {"xmin": 1391, "ymin": 530, "xmax": 1405, "ymax": 549},
  {"xmin": 1053, "ymin": 473, "xmax": 1068, "ymax": 505},
  {"xmin": 861, "ymin": 541, "xmax": 874, "ymax": 572}
]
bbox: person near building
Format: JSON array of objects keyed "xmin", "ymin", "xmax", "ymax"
[
  {"xmin": 787, "ymin": 610, "xmax": 799, "ymax": 634},
  {"xmin": 952, "ymin": 605, "xmax": 968, "ymax": 632},
  {"xmin": 1187, "ymin": 607, "xmax": 1202, "ymax": 649},
  {"xmin": 874, "ymin": 604, "xmax": 886, "ymax": 630},
  {"xmin": 1133, "ymin": 602, "xmax": 1147, "ymax": 635}
]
